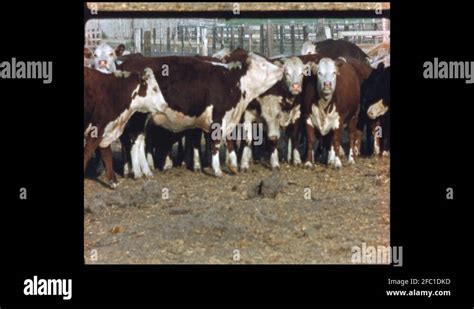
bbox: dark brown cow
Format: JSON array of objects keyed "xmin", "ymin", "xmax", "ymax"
[{"xmin": 84, "ymin": 67, "xmax": 167, "ymax": 188}]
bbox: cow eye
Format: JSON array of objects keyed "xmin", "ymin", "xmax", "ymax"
[
  {"xmin": 152, "ymin": 86, "xmax": 158, "ymax": 93},
  {"xmin": 94, "ymin": 54, "xmax": 98, "ymax": 58},
  {"xmin": 109, "ymin": 53, "xmax": 114, "ymax": 57}
]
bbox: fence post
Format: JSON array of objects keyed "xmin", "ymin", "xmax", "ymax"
[
  {"xmin": 134, "ymin": 28, "xmax": 142, "ymax": 53},
  {"xmin": 196, "ymin": 26, "xmax": 201, "ymax": 54},
  {"xmin": 180, "ymin": 26, "xmax": 184, "ymax": 53},
  {"xmin": 248, "ymin": 27, "xmax": 253, "ymax": 52},
  {"xmin": 303, "ymin": 25, "xmax": 308, "ymax": 41},
  {"xmin": 266, "ymin": 23, "xmax": 273, "ymax": 57},
  {"xmin": 280, "ymin": 25, "xmax": 284, "ymax": 54},
  {"xmin": 166, "ymin": 27, "xmax": 171, "ymax": 53},
  {"xmin": 290, "ymin": 24, "xmax": 295, "ymax": 55},
  {"xmin": 212, "ymin": 26, "xmax": 217, "ymax": 53},
  {"xmin": 202, "ymin": 27, "xmax": 208, "ymax": 56},
  {"xmin": 239, "ymin": 26, "xmax": 244, "ymax": 48},
  {"xmin": 260, "ymin": 24, "xmax": 265, "ymax": 55},
  {"xmin": 220, "ymin": 27, "xmax": 224, "ymax": 49},
  {"xmin": 230, "ymin": 26, "xmax": 234, "ymax": 50}
]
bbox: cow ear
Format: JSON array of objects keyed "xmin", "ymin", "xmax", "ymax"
[
  {"xmin": 335, "ymin": 57, "xmax": 346, "ymax": 67},
  {"xmin": 84, "ymin": 47, "xmax": 93, "ymax": 59},
  {"xmin": 115, "ymin": 44, "xmax": 125, "ymax": 57},
  {"xmin": 273, "ymin": 60, "xmax": 283, "ymax": 67}
]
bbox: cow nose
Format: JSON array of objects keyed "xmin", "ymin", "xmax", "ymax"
[
  {"xmin": 99, "ymin": 60, "xmax": 107, "ymax": 68},
  {"xmin": 368, "ymin": 111, "xmax": 374, "ymax": 118},
  {"xmin": 292, "ymin": 83, "xmax": 300, "ymax": 89},
  {"xmin": 323, "ymin": 81, "xmax": 331, "ymax": 88}
]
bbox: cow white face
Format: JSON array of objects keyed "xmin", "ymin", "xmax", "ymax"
[
  {"xmin": 283, "ymin": 57, "xmax": 306, "ymax": 95},
  {"xmin": 93, "ymin": 43, "xmax": 118, "ymax": 73},
  {"xmin": 242, "ymin": 53, "xmax": 284, "ymax": 99},
  {"xmin": 315, "ymin": 58, "xmax": 343, "ymax": 100},
  {"xmin": 132, "ymin": 68, "xmax": 168, "ymax": 114},
  {"xmin": 301, "ymin": 41, "xmax": 316, "ymax": 55}
]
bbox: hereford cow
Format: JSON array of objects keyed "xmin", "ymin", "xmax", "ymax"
[
  {"xmin": 88, "ymin": 43, "xmax": 126, "ymax": 73},
  {"xmin": 303, "ymin": 57, "xmax": 362, "ymax": 169},
  {"xmin": 240, "ymin": 54, "xmax": 324, "ymax": 170},
  {"xmin": 119, "ymin": 49, "xmax": 283, "ymax": 177},
  {"xmin": 84, "ymin": 67, "xmax": 168, "ymax": 188}
]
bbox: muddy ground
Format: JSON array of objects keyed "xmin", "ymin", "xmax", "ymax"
[{"xmin": 84, "ymin": 143, "xmax": 389, "ymax": 264}]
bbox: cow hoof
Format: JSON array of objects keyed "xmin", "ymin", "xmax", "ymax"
[
  {"xmin": 144, "ymin": 171, "xmax": 154, "ymax": 178},
  {"xmin": 271, "ymin": 165, "xmax": 280, "ymax": 171},
  {"xmin": 304, "ymin": 161, "xmax": 314, "ymax": 169},
  {"xmin": 227, "ymin": 164, "xmax": 238, "ymax": 175},
  {"xmin": 214, "ymin": 169, "xmax": 223, "ymax": 177},
  {"xmin": 348, "ymin": 157, "xmax": 355, "ymax": 165},
  {"xmin": 193, "ymin": 165, "xmax": 202, "ymax": 173},
  {"xmin": 334, "ymin": 157, "xmax": 342, "ymax": 169},
  {"xmin": 109, "ymin": 181, "xmax": 118, "ymax": 189},
  {"xmin": 133, "ymin": 172, "xmax": 143, "ymax": 179},
  {"xmin": 240, "ymin": 165, "xmax": 250, "ymax": 173},
  {"xmin": 382, "ymin": 151, "xmax": 390, "ymax": 157}
]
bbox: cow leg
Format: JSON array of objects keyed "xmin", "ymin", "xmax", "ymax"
[
  {"xmin": 304, "ymin": 119, "xmax": 316, "ymax": 169},
  {"xmin": 240, "ymin": 110, "xmax": 255, "ymax": 172},
  {"xmin": 288, "ymin": 123, "xmax": 302, "ymax": 166},
  {"xmin": 130, "ymin": 136, "xmax": 142, "ymax": 178},
  {"xmin": 226, "ymin": 138, "xmax": 238, "ymax": 175},
  {"xmin": 329, "ymin": 128, "xmax": 343, "ymax": 169},
  {"xmin": 177, "ymin": 137, "xmax": 185, "ymax": 168},
  {"xmin": 100, "ymin": 145, "xmax": 118, "ymax": 188},
  {"xmin": 267, "ymin": 137, "xmax": 280, "ymax": 170},
  {"xmin": 144, "ymin": 133, "xmax": 155, "ymax": 171},
  {"xmin": 137, "ymin": 134, "xmax": 153, "ymax": 178},
  {"xmin": 84, "ymin": 136, "xmax": 102, "ymax": 176},
  {"xmin": 163, "ymin": 151, "xmax": 173, "ymax": 171},
  {"xmin": 189, "ymin": 129, "xmax": 202, "ymax": 172},
  {"xmin": 120, "ymin": 135, "xmax": 132, "ymax": 178},
  {"xmin": 371, "ymin": 119, "xmax": 381, "ymax": 156},
  {"xmin": 348, "ymin": 117, "xmax": 358, "ymax": 164},
  {"xmin": 211, "ymin": 139, "xmax": 223, "ymax": 177}
]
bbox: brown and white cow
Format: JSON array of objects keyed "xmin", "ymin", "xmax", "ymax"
[
  {"xmin": 84, "ymin": 67, "xmax": 168, "ymax": 188},
  {"xmin": 303, "ymin": 57, "xmax": 362, "ymax": 169},
  {"xmin": 119, "ymin": 48, "xmax": 283, "ymax": 177},
  {"xmin": 240, "ymin": 54, "xmax": 324, "ymax": 170}
]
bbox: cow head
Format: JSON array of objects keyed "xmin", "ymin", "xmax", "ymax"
[
  {"xmin": 241, "ymin": 52, "xmax": 284, "ymax": 99},
  {"xmin": 92, "ymin": 43, "xmax": 124, "ymax": 73},
  {"xmin": 129, "ymin": 68, "xmax": 168, "ymax": 114},
  {"xmin": 312, "ymin": 57, "xmax": 345, "ymax": 101},
  {"xmin": 301, "ymin": 41, "xmax": 316, "ymax": 55},
  {"xmin": 281, "ymin": 57, "xmax": 306, "ymax": 96}
]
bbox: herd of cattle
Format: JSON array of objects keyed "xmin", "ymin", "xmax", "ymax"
[{"xmin": 84, "ymin": 38, "xmax": 390, "ymax": 189}]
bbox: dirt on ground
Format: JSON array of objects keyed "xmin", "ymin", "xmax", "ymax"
[{"xmin": 84, "ymin": 145, "xmax": 390, "ymax": 264}]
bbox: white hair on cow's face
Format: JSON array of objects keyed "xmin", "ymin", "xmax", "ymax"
[
  {"xmin": 316, "ymin": 58, "xmax": 339, "ymax": 100},
  {"xmin": 301, "ymin": 41, "xmax": 316, "ymax": 55},
  {"xmin": 93, "ymin": 43, "xmax": 118, "ymax": 73},
  {"xmin": 283, "ymin": 57, "xmax": 305, "ymax": 95}
]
